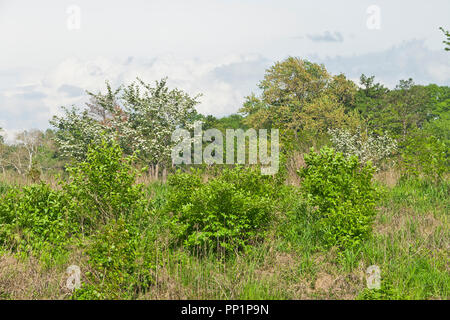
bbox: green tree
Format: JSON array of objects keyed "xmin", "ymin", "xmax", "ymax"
[
  {"xmin": 386, "ymin": 79, "xmax": 430, "ymax": 140},
  {"xmin": 239, "ymin": 57, "xmax": 359, "ymax": 140},
  {"xmin": 440, "ymin": 27, "xmax": 450, "ymax": 51},
  {"xmin": 354, "ymin": 74, "xmax": 390, "ymax": 134}
]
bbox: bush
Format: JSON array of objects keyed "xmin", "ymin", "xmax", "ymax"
[
  {"xmin": 298, "ymin": 147, "xmax": 377, "ymax": 249},
  {"xmin": 166, "ymin": 166, "xmax": 275, "ymax": 252},
  {"xmin": 0, "ymin": 183, "xmax": 76, "ymax": 256},
  {"xmin": 64, "ymin": 138, "xmax": 149, "ymax": 230},
  {"xmin": 401, "ymin": 132, "xmax": 448, "ymax": 182},
  {"xmin": 73, "ymin": 218, "xmax": 155, "ymax": 299}
]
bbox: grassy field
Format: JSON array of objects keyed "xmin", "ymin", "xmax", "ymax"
[{"xmin": 0, "ymin": 167, "xmax": 448, "ymax": 300}]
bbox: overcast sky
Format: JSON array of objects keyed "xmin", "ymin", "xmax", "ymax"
[{"xmin": 1, "ymin": 0, "xmax": 449, "ymax": 139}]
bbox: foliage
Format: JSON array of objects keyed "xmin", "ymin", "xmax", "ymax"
[
  {"xmin": 357, "ymin": 282, "xmax": 408, "ymax": 300},
  {"xmin": 73, "ymin": 218, "xmax": 155, "ymax": 299},
  {"xmin": 298, "ymin": 147, "xmax": 378, "ymax": 249},
  {"xmin": 239, "ymin": 57, "xmax": 359, "ymax": 137},
  {"xmin": 387, "ymin": 79, "xmax": 431, "ymax": 140},
  {"xmin": 1, "ymin": 56, "xmax": 449, "ymax": 300},
  {"xmin": 440, "ymin": 27, "xmax": 450, "ymax": 51},
  {"xmin": 0, "ymin": 183, "xmax": 76, "ymax": 255},
  {"xmin": 64, "ymin": 138, "xmax": 149, "ymax": 229},
  {"xmin": 300, "ymin": 95, "xmax": 361, "ymax": 135},
  {"xmin": 354, "ymin": 75, "xmax": 390, "ymax": 134},
  {"xmin": 401, "ymin": 130, "xmax": 448, "ymax": 182},
  {"xmin": 166, "ymin": 167, "xmax": 275, "ymax": 252}
]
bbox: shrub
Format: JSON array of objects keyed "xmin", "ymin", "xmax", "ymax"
[
  {"xmin": 73, "ymin": 218, "xmax": 155, "ymax": 299},
  {"xmin": 64, "ymin": 138, "xmax": 149, "ymax": 230},
  {"xmin": 298, "ymin": 146, "xmax": 377, "ymax": 249},
  {"xmin": 0, "ymin": 183, "xmax": 76, "ymax": 256},
  {"xmin": 166, "ymin": 166, "xmax": 275, "ymax": 252},
  {"xmin": 401, "ymin": 132, "xmax": 448, "ymax": 182}
]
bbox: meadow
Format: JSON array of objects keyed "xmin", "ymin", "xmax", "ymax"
[{"xmin": 0, "ymin": 57, "xmax": 448, "ymax": 300}]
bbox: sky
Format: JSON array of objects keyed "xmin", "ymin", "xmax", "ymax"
[{"xmin": 0, "ymin": 0, "xmax": 449, "ymax": 141}]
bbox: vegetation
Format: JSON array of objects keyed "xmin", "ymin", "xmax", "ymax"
[{"xmin": 0, "ymin": 55, "xmax": 448, "ymax": 300}]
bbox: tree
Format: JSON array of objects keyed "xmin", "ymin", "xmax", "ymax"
[
  {"xmin": 239, "ymin": 57, "xmax": 359, "ymax": 139},
  {"xmin": 440, "ymin": 27, "xmax": 450, "ymax": 51},
  {"xmin": 386, "ymin": 79, "xmax": 430, "ymax": 140},
  {"xmin": 15, "ymin": 129, "xmax": 43, "ymax": 172},
  {"xmin": 51, "ymin": 78, "xmax": 200, "ymax": 175},
  {"xmin": 354, "ymin": 74, "xmax": 390, "ymax": 134},
  {"xmin": 300, "ymin": 95, "xmax": 361, "ymax": 135}
]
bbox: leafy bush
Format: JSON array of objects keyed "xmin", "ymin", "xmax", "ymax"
[
  {"xmin": 401, "ymin": 131, "xmax": 448, "ymax": 182},
  {"xmin": 298, "ymin": 147, "xmax": 378, "ymax": 249},
  {"xmin": 0, "ymin": 183, "xmax": 76, "ymax": 255},
  {"xmin": 64, "ymin": 138, "xmax": 149, "ymax": 229},
  {"xmin": 166, "ymin": 166, "xmax": 275, "ymax": 252},
  {"xmin": 73, "ymin": 218, "xmax": 155, "ymax": 299}
]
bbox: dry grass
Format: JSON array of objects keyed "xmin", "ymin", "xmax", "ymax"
[
  {"xmin": 374, "ymin": 167, "xmax": 401, "ymax": 187},
  {"xmin": 286, "ymin": 152, "xmax": 305, "ymax": 186},
  {"xmin": 0, "ymin": 247, "xmax": 89, "ymax": 300},
  {"xmin": 0, "ymin": 252, "xmax": 64, "ymax": 299}
]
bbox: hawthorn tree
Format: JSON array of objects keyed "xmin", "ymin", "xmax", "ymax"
[{"xmin": 50, "ymin": 78, "xmax": 200, "ymax": 175}]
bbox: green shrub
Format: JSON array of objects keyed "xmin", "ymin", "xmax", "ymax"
[
  {"xmin": 64, "ymin": 139, "xmax": 149, "ymax": 230},
  {"xmin": 73, "ymin": 218, "xmax": 155, "ymax": 299},
  {"xmin": 298, "ymin": 146, "xmax": 377, "ymax": 249},
  {"xmin": 166, "ymin": 166, "xmax": 275, "ymax": 252},
  {"xmin": 0, "ymin": 183, "xmax": 76, "ymax": 255},
  {"xmin": 357, "ymin": 282, "xmax": 408, "ymax": 300},
  {"xmin": 402, "ymin": 132, "xmax": 448, "ymax": 182}
]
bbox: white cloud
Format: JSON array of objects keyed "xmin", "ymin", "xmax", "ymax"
[
  {"xmin": 0, "ymin": 43, "xmax": 449, "ymax": 133},
  {"xmin": 315, "ymin": 40, "xmax": 450, "ymax": 88},
  {"xmin": 0, "ymin": 54, "xmax": 271, "ymax": 132}
]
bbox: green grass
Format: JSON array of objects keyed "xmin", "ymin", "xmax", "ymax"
[
  {"xmin": 0, "ymin": 175, "xmax": 448, "ymax": 300},
  {"xmin": 0, "ymin": 180, "xmax": 11, "ymax": 195}
]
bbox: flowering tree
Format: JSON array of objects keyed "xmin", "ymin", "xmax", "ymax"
[
  {"xmin": 328, "ymin": 128, "xmax": 397, "ymax": 168},
  {"xmin": 50, "ymin": 78, "xmax": 200, "ymax": 174}
]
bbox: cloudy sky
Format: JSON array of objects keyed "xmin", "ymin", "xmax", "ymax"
[{"xmin": 0, "ymin": 0, "xmax": 449, "ymax": 139}]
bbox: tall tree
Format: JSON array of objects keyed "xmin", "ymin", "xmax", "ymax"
[
  {"xmin": 51, "ymin": 78, "xmax": 200, "ymax": 172},
  {"xmin": 15, "ymin": 129, "xmax": 43, "ymax": 172},
  {"xmin": 239, "ymin": 57, "xmax": 359, "ymax": 137},
  {"xmin": 354, "ymin": 74, "xmax": 390, "ymax": 134},
  {"xmin": 386, "ymin": 79, "xmax": 430, "ymax": 140}
]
